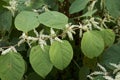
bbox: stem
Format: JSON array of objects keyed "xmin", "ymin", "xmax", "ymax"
[{"xmin": 73, "ymin": 59, "xmax": 81, "ymax": 70}]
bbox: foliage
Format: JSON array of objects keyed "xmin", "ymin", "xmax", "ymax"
[
  {"xmin": 88, "ymin": 63, "xmax": 120, "ymax": 80},
  {"xmin": 0, "ymin": 0, "xmax": 120, "ymax": 80}
]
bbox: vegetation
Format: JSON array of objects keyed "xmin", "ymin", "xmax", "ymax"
[{"xmin": 0, "ymin": 0, "xmax": 120, "ymax": 80}]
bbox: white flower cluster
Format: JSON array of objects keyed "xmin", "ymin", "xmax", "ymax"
[
  {"xmin": 18, "ymin": 29, "xmax": 62, "ymax": 50},
  {"xmin": 4, "ymin": 0, "xmax": 18, "ymax": 16},
  {"xmin": 88, "ymin": 63, "xmax": 120, "ymax": 80},
  {"xmin": 0, "ymin": 46, "xmax": 17, "ymax": 55},
  {"xmin": 3, "ymin": 0, "xmax": 32, "ymax": 16},
  {"xmin": 63, "ymin": 16, "xmax": 106, "ymax": 40},
  {"xmin": 33, "ymin": 5, "xmax": 50, "ymax": 13},
  {"xmin": 24, "ymin": 0, "xmax": 31, "ymax": 7}
]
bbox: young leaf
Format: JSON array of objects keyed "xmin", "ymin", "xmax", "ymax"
[
  {"xmin": 0, "ymin": 52, "xmax": 25, "ymax": 80},
  {"xmin": 99, "ymin": 29, "xmax": 115, "ymax": 47},
  {"xmin": 30, "ymin": 45, "xmax": 53, "ymax": 78},
  {"xmin": 38, "ymin": 11, "xmax": 68, "ymax": 29},
  {"xmin": 81, "ymin": 31, "xmax": 104, "ymax": 59},
  {"xmin": 69, "ymin": 0, "xmax": 89, "ymax": 14},
  {"xmin": 15, "ymin": 11, "xmax": 40, "ymax": 32},
  {"xmin": 49, "ymin": 40, "xmax": 73, "ymax": 70},
  {"xmin": 105, "ymin": 0, "xmax": 120, "ymax": 18}
]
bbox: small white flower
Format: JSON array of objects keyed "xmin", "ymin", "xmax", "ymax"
[
  {"xmin": 24, "ymin": 0, "xmax": 31, "ymax": 7},
  {"xmin": 97, "ymin": 63, "xmax": 107, "ymax": 73},
  {"xmin": 34, "ymin": 29, "xmax": 39, "ymax": 37},
  {"xmin": 54, "ymin": 37, "xmax": 63, "ymax": 42},
  {"xmin": 42, "ymin": 5, "xmax": 49, "ymax": 11},
  {"xmin": 4, "ymin": 0, "xmax": 18, "ymax": 16},
  {"xmin": 110, "ymin": 63, "xmax": 120, "ymax": 74},
  {"xmin": 11, "ymin": 46, "xmax": 17, "ymax": 53},
  {"xmin": 20, "ymin": 33, "xmax": 27, "ymax": 39},
  {"xmin": 78, "ymin": 23, "xmax": 83, "ymax": 29},
  {"xmin": 90, "ymin": 18, "xmax": 102, "ymax": 30},
  {"xmin": 33, "ymin": 9, "xmax": 38, "ymax": 13},
  {"xmin": 79, "ymin": 29, "xmax": 83, "ymax": 37},
  {"xmin": 90, "ymin": 71, "xmax": 105, "ymax": 76},
  {"xmin": 0, "ymin": 48, "xmax": 3, "ymax": 52},
  {"xmin": 88, "ymin": 63, "xmax": 112, "ymax": 80},
  {"xmin": 38, "ymin": 38, "xmax": 47, "ymax": 50},
  {"xmin": 49, "ymin": 28, "xmax": 62, "ymax": 44},
  {"xmin": 19, "ymin": 32, "xmax": 39, "ymax": 47},
  {"xmin": 87, "ymin": 75, "xmax": 93, "ymax": 80},
  {"xmin": 50, "ymin": 28, "xmax": 56, "ymax": 35},
  {"xmin": 65, "ymin": 23, "xmax": 76, "ymax": 40},
  {"xmin": 9, "ymin": 0, "xmax": 18, "ymax": 10},
  {"xmin": 18, "ymin": 33, "xmax": 28, "ymax": 46},
  {"xmin": 88, "ymin": 0, "xmax": 97, "ymax": 11},
  {"xmin": 50, "ymin": 28, "xmax": 55, "ymax": 44},
  {"xmin": 27, "ymin": 37, "xmax": 38, "ymax": 41},
  {"xmin": 103, "ymin": 76, "xmax": 114, "ymax": 80},
  {"xmin": 1, "ymin": 48, "xmax": 11, "ymax": 55},
  {"xmin": 82, "ymin": 25, "xmax": 89, "ymax": 31},
  {"xmin": 18, "ymin": 39, "xmax": 25, "ymax": 46},
  {"xmin": 38, "ymin": 30, "xmax": 48, "ymax": 50},
  {"xmin": 67, "ymin": 31, "xmax": 74, "ymax": 40},
  {"xmin": 18, "ymin": 33, "xmax": 27, "ymax": 46},
  {"xmin": 1, "ymin": 46, "xmax": 17, "ymax": 55},
  {"xmin": 115, "ymin": 72, "xmax": 120, "ymax": 80}
]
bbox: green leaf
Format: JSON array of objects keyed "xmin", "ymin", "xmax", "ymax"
[
  {"xmin": 69, "ymin": 0, "xmax": 89, "ymax": 14},
  {"xmin": 15, "ymin": 11, "xmax": 40, "ymax": 32},
  {"xmin": 81, "ymin": 31, "xmax": 104, "ymax": 59},
  {"xmin": 105, "ymin": 0, "xmax": 120, "ymax": 18},
  {"xmin": 0, "ymin": 10, "xmax": 12, "ymax": 31},
  {"xmin": 0, "ymin": 52, "xmax": 25, "ymax": 80},
  {"xmin": 101, "ymin": 43, "xmax": 120, "ymax": 69},
  {"xmin": 38, "ymin": 11, "xmax": 68, "ymax": 29},
  {"xmin": 99, "ymin": 29, "xmax": 115, "ymax": 47},
  {"xmin": 30, "ymin": 45, "xmax": 53, "ymax": 78},
  {"xmin": 49, "ymin": 40, "xmax": 73, "ymax": 70}
]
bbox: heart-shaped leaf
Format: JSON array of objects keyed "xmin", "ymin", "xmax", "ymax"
[
  {"xmin": 30, "ymin": 45, "xmax": 53, "ymax": 78},
  {"xmin": 38, "ymin": 11, "xmax": 68, "ymax": 29},
  {"xmin": 49, "ymin": 40, "xmax": 73, "ymax": 70},
  {"xmin": 15, "ymin": 11, "xmax": 40, "ymax": 32},
  {"xmin": 0, "ymin": 52, "xmax": 25, "ymax": 80},
  {"xmin": 81, "ymin": 31, "xmax": 104, "ymax": 58}
]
